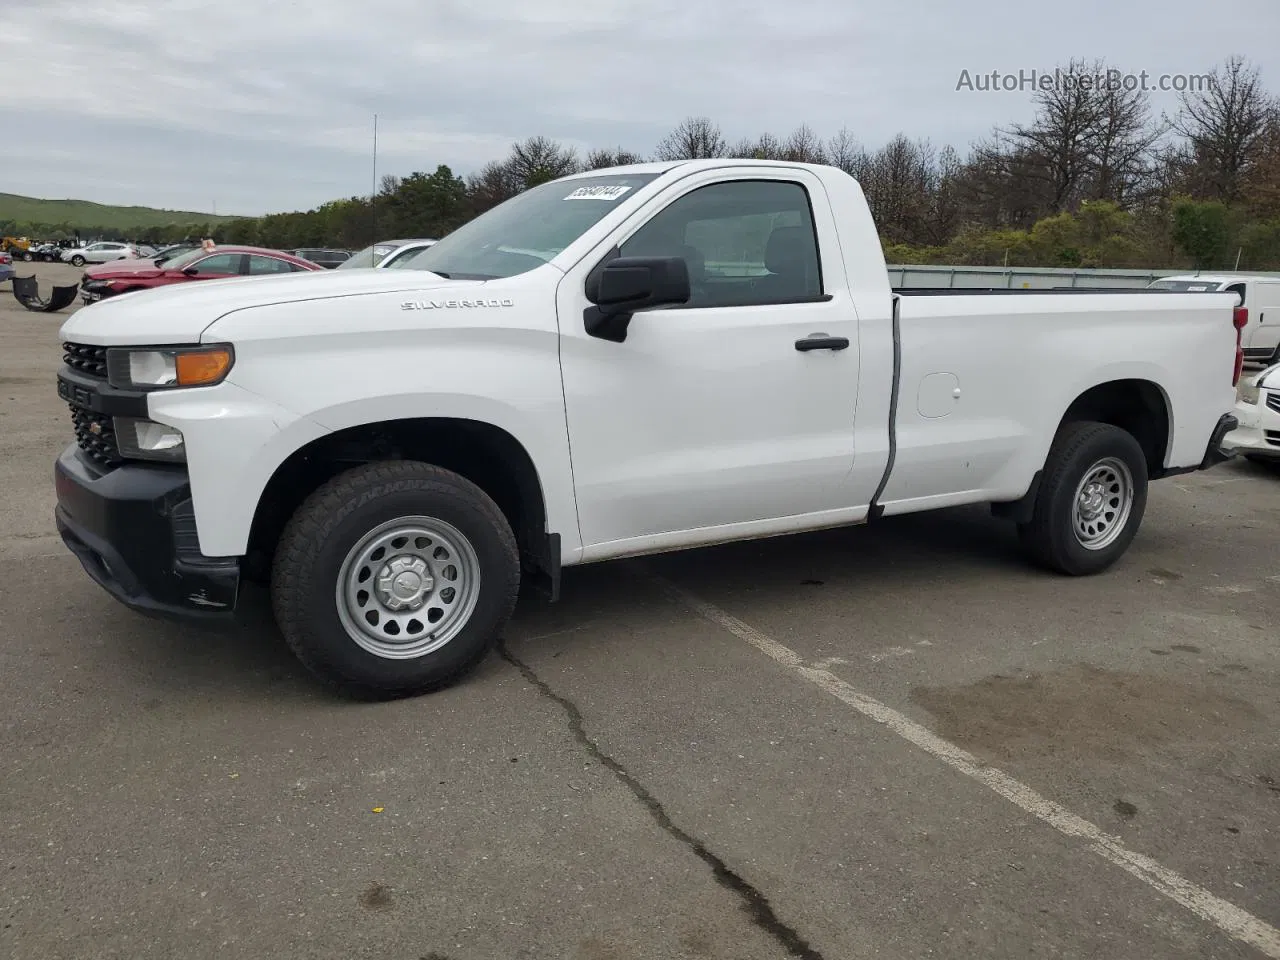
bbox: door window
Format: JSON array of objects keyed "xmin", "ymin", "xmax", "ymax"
[
  {"xmin": 247, "ymin": 254, "xmax": 296, "ymax": 275},
  {"xmin": 618, "ymin": 180, "xmax": 824, "ymax": 308},
  {"xmin": 187, "ymin": 253, "xmax": 242, "ymax": 275}
]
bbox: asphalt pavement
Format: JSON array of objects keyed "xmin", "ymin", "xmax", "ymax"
[{"xmin": 1, "ymin": 265, "xmax": 1277, "ymax": 959}]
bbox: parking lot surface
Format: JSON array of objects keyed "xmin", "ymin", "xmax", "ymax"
[{"xmin": 1, "ymin": 264, "xmax": 1277, "ymax": 959}]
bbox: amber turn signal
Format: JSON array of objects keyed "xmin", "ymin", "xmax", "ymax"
[{"xmin": 175, "ymin": 348, "xmax": 233, "ymax": 386}]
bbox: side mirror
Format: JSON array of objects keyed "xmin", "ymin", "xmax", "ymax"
[
  {"xmin": 584, "ymin": 255, "xmax": 691, "ymax": 342},
  {"xmin": 182, "ymin": 266, "xmax": 199, "ymax": 276}
]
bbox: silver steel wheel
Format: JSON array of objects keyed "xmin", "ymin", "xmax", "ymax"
[
  {"xmin": 1071, "ymin": 457, "xmax": 1133, "ymax": 551},
  {"xmin": 334, "ymin": 516, "xmax": 482, "ymax": 660}
]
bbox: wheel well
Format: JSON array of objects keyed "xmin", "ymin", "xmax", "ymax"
[
  {"xmin": 245, "ymin": 418, "xmax": 557, "ymax": 597},
  {"xmin": 1058, "ymin": 379, "xmax": 1170, "ymax": 475}
]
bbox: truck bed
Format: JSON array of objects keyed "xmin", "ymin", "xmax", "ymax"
[{"xmin": 873, "ymin": 289, "xmax": 1240, "ymax": 515}]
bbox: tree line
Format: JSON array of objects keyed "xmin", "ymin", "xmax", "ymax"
[{"xmin": 8, "ymin": 55, "xmax": 1280, "ymax": 270}]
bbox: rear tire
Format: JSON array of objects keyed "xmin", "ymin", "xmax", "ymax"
[
  {"xmin": 1017, "ymin": 421, "xmax": 1148, "ymax": 575},
  {"xmin": 271, "ymin": 461, "xmax": 521, "ymax": 699}
]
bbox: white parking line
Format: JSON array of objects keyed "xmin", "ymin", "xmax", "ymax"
[{"xmin": 643, "ymin": 568, "xmax": 1280, "ymax": 959}]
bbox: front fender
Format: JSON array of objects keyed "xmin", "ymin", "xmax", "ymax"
[{"xmin": 147, "ymin": 382, "xmax": 331, "ymax": 558}]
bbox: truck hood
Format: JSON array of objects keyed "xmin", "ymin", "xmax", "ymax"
[
  {"xmin": 84, "ymin": 259, "xmax": 166, "ymax": 278},
  {"xmin": 59, "ymin": 268, "xmax": 481, "ymax": 345}
]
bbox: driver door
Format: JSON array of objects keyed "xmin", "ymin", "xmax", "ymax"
[{"xmin": 556, "ymin": 168, "xmax": 867, "ymax": 557}]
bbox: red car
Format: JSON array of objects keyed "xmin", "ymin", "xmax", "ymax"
[{"xmin": 79, "ymin": 245, "xmax": 323, "ymax": 304}]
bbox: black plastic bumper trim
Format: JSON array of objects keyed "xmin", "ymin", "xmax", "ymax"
[{"xmin": 54, "ymin": 444, "xmax": 240, "ymax": 621}]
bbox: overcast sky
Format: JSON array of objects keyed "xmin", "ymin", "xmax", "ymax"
[{"xmin": 2, "ymin": 0, "xmax": 1278, "ymax": 217}]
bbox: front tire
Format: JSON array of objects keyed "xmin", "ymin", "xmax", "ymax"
[
  {"xmin": 1017, "ymin": 421, "xmax": 1148, "ymax": 575},
  {"xmin": 21, "ymin": 251, "xmax": 32, "ymax": 262},
  {"xmin": 271, "ymin": 461, "xmax": 521, "ymax": 699},
  {"xmin": 70, "ymin": 255, "xmax": 85, "ymax": 267}
]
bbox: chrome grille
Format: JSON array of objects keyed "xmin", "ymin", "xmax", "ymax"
[
  {"xmin": 62, "ymin": 341, "xmax": 108, "ymax": 379},
  {"xmin": 1265, "ymin": 391, "xmax": 1280, "ymax": 415}
]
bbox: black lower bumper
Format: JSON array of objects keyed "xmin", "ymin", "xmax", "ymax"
[{"xmin": 54, "ymin": 444, "xmax": 240, "ymax": 620}]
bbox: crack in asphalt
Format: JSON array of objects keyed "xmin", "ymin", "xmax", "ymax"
[{"xmin": 498, "ymin": 640, "xmax": 825, "ymax": 960}]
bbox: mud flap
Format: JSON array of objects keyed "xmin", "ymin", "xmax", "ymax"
[{"xmin": 12, "ymin": 275, "xmax": 80, "ymax": 313}]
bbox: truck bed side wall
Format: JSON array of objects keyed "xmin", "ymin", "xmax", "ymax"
[{"xmin": 876, "ymin": 292, "xmax": 1240, "ymax": 513}]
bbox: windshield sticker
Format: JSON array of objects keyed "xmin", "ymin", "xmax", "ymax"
[{"xmin": 563, "ymin": 185, "xmax": 632, "ymax": 201}]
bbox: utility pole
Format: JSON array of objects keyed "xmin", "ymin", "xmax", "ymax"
[{"xmin": 371, "ymin": 113, "xmax": 378, "ymax": 244}]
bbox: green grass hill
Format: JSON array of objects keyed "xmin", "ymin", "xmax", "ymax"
[{"xmin": 0, "ymin": 193, "xmax": 235, "ymax": 233}]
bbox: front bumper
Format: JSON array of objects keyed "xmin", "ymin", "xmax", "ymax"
[
  {"xmin": 54, "ymin": 444, "xmax": 241, "ymax": 620},
  {"xmin": 79, "ymin": 279, "xmax": 112, "ymax": 303}
]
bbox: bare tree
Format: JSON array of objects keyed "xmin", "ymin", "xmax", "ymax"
[
  {"xmin": 729, "ymin": 132, "xmax": 783, "ymax": 159},
  {"xmin": 997, "ymin": 57, "xmax": 1108, "ymax": 214},
  {"xmin": 505, "ymin": 136, "xmax": 580, "ymax": 189},
  {"xmin": 1170, "ymin": 55, "xmax": 1278, "ymax": 202},
  {"xmin": 465, "ymin": 161, "xmax": 521, "ymax": 215},
  {"xmin": 653, "ymin": 116, "xmax": 728, "ymax": 160},
  {"xmin": 1086, "ymin": 79, "xmax": 1166, "ymax": 204},
  {"xmin": 860, "ymin": 135, "xmax": 938, "ymax": 244},
  {"xmin": 825, "ymin": 127, "xmax": 867, "ymax": 177},
  {"xmin": 1241, "ymin": 117, "xmax": 1280, "ymax": 218},
  {"xmin": 584, "ymin": 147, "xmax": 644, "ymax": 169},
  {"xmin": 780, "ymin": 124, "xmax": 827, "ymax": 163},
  {"xmin": 952, "ymin": 135, "xmax": 1047, "ymax": 229},
  {"xmin": 923, "ymin": 144, "xmax": 964, "ymax": 245}
]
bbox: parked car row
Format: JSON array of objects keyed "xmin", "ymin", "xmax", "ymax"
[
  {"xmin": 68, "ymin": 236, "xmax": 441, "ymax": 304},
  {"xmin": 286, "ymin": 248, "xmax": 351, "ymax": 269},
  {"xmin": 78, "ymin": 245, "xmax": 324, "ymax": 303}
]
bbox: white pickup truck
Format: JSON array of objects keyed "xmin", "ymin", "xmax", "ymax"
[{"xmin": 54, "ymin": 159, "xmax": 1243, "ymax": 697}]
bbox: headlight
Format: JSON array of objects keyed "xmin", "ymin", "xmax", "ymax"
[
  {"xmin": 106, "ymin": 344, "xmax": 233, "ymax": 389},
  {"xmin": 1242, "ymin": 362, "xmax": 1280, "ymax": 405},
  {"xmin": 113, "ymin": 417, "xmax": 185, "ymax": 462}
]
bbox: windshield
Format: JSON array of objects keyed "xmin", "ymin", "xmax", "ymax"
[
  {"xmin": 337, "ymin": 242, "xmax": 401, "ymax": 269},
  {"xmin": 158, "ymin": 248, "xmax": 211, "ymax": 270},
  {"xmin": 1147, "ymin": 279, "xmax": 1225, "ymax": 292},
  {"xmin": 154, "ymin": 245, "xmax": 194, "ymax": 263},
  {"xmin": 404, "ymin": 173, "xmax": 660, "ymax": 280}
]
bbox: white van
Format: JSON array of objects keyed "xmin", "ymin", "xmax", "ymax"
[{"xmin": 1149, "ymin": 275, "xmax": 1280, "ymax": 363}]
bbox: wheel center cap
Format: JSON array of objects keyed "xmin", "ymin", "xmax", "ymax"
[
  {"xmin": 375, "ymin": 555, "xmax": 433, "ymax": 611},
  {"xmin": 393, "ymin": 572, "xmax": 421, "ymax": 597},
  {"xmin": 1079, "ymin": 484, "xmax": 1106, "ymax": 520}
]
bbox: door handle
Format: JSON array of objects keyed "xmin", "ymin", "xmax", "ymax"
[{"xmin": 795, "ymin": 334, "xmax": 849, "ymax": 352}]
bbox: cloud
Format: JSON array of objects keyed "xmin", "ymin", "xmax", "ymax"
[{"xmin": 1, "ymin": 0, "xmax": 1276, "ymax": 214}]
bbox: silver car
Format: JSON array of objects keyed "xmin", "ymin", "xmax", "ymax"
[{"xmin": 60, "ymin": 241, "xmax": 139, "ymax": 267}]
